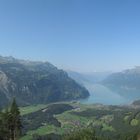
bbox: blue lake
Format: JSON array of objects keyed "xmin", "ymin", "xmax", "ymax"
[{"xmin": 79, "ymin": 84, "xmax": 132, "ymax": 105}]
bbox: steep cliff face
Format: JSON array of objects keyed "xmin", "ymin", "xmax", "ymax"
[{"xmin": 0, "ymin": 56, "xmax": 89, "ymax": 107}]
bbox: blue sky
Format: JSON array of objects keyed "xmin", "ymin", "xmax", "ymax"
[{"xmin": 0, "ymin": 0, "xmax": 140, "ymax": 72}]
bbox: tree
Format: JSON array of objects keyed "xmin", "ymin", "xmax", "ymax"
[
  {"xmin": 9, "ymin": 98, "xmax": 22, "ymax": 140},
  {"xmin": 0, "ymin": 108, "xmax": 11, "ymax": 140},
  {"xmin": 0, "ymin": 110, "xmax": 4, "ymax": 140},
  {"xmin": 0, "ymin": 99, "xmax": 22, "ymax": 140}
]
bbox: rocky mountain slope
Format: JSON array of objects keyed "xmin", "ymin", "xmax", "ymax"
[{"xmin": 0, "ymin": 56, "xmax": 89, "ymax": 107}]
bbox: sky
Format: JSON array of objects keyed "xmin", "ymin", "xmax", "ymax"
[{"xmin": 0, "ymin": 0, "xmax": 140, "ymax": 72}]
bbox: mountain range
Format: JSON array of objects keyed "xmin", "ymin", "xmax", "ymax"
[{"xmin": 102, "ymin": 67, "xmax": 140, "ymax": 100}]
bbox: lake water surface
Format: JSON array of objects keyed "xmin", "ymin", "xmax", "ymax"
[{"xmin": 79, "ymin": 84, "xmax": 132, "ymax": 105}]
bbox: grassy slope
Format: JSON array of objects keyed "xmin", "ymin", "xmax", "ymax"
[{"xmin": 20, "ymin": 104, "xmax": 48, "ymax": 116}]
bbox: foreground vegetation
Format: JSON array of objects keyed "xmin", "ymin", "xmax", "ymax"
[
  {"xmin": 1, "ymin": 100, "xmax": 140, "ymax": 140},
  {"xmin": 0, "ymin": 99, "xmax": 22, "ymax": 140}
]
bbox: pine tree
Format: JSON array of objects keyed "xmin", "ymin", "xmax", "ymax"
[
  {"xmin": 0, "ymin": 108, "xmax": 11, "ymax": 140},
  {"xmin": 3, "ymin": 108, "xmax": 12, "ymax": 140},
  {"xmin": 9, "ymin": 98, "xmax": 22, "ymax": 140},
  {"xmin": 0, "ymin": 110, "xmax": 4, "ymax": 140}
]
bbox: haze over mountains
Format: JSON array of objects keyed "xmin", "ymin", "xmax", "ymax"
[
  {"xmin": 67, "ymin": 71, "xmax": 111, "ymax": 85},
  {"xmin": 102, "ymin": 67, "xmax": 140, "ymax": 100},
  {"xmin": 0, "ymin": 56, "xmax": 89, "ymax": 107}
]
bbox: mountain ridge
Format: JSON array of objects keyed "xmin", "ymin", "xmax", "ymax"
[
  {"xmin": 0, "ymin": 56, "xmax": 89, "ymax": 107},
  {"xmin": 102, "ymin": 67, "xmax": 140, "ymax": 100}
]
